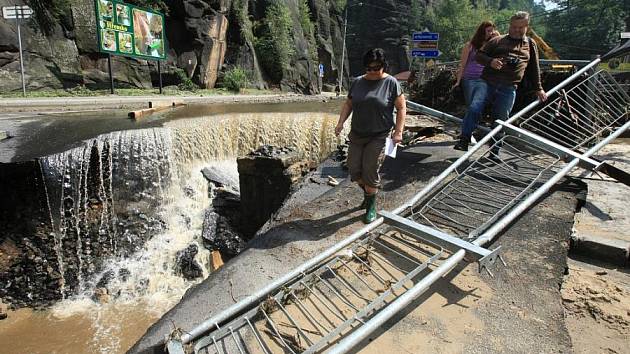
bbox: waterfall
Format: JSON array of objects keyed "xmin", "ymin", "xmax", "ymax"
[{"xmin": 34, "ymin": 111, "xmax": 340, "ymax": 304}]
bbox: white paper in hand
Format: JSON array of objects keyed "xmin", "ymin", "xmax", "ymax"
[{"xmin": 385, "ymin": 138, "xmax": 397, "ymax": 158}]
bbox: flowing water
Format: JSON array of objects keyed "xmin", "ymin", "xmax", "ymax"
[{"xmin": 0, "ymin": 102, "xmax": 343, "ymax": 353}]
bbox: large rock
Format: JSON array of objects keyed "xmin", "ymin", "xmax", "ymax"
[
  {"xmin": 174, "ymin": 244, "xmax": 203, "ymax": 280},
  {"xmin": 237, "ymin": 145, "xmax": 311, "ymax": 237},
  {"xmin": 201, "ymin": 210, "xmax": 245, "ymax": 258},
  {"xmin": 196, "ymin": 14, "xmax": 228, "ymax": 88},
  {"xmin": 201, "ymin": 165, "xmax": 239, "ymax": 191},
  {"xmin": 310, "ymin": 0, "xmax": 346, "ymax": 90},
  {"xmin": 80, "ymin": 54, "xmax": 152, "ymax": 89},
  {"xmin": 72, "ymin": 0, "xmax": 98, "ymax": 53},
  {"xmin": 0, "ymin": 0, "xmax": 82, "ymax": 91},
  {"xmin": 347, "ymin": 0, "xmax": 412, "ymax": 77}
]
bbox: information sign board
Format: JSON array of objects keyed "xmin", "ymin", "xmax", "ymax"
[
  {"xmin": 411, "ymin": 49, "xmax": 441, "ymax": 58},
  {"xmin": 416, "ymin": 41, "xmax": 438, "ymax": 49},
  {"xmin": 413, "ymin": 32, "xmax": 439, "ymax": 41},
  {"xmin": 2, "ymin": 5, "xmax": 32, "ymax": 19},
  {"xmin": 95, "ymin": 0, "xmax": 166, "ymax": 60}
]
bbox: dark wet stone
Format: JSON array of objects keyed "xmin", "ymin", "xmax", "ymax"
[
  {"xmin": 201, "ymin": 210, "xmax": 219, "ymax": 245},
  {"xmin": 118, "ymin": 268, "xmax": 131, "ymax": 282},
  {"xmin": 174, "ymin": 244, "xmax": 203, "ymax": 280},
  {"xmin": 333, "ymin": 143, "xmax": 348, "ymax": 162},
  {"xmin": 201, "ymin": 166, "xmax": 239, "ymax": 191},
  {"xmin": 135, "ymin": 278, "xmax": 149, "ymax": 295},
  {"xmin": 249, "ymin": 145, "xmax": 297, "ymax": 158},
  {"xmin": 208, "ymin": 216, "xmax": 245, "ymax": 259},
  {"xmin": 212, "ymin": 188, "xmax": 240, "ymax": 209},
  {"xmin": 95, "ymin": 270, "xmax": 115, "ymax": 289}
]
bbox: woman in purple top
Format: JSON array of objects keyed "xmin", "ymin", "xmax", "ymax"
[{"xmin": 453, "ymin": 21, "xmax": 499, "ymax": 151}]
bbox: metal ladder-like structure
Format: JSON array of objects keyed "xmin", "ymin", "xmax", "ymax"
[{"xmin": 167, "ymin": 58, "xmax": 629, "ymax": 354}]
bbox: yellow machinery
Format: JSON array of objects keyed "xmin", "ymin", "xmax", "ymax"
[{"xmin": 528, "ymin": 29, "xmax": 575, "ymax": 72}]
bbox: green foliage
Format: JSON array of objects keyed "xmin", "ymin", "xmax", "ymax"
[
  {"xmin": 423, "ymin": 0, "xmax": 499, "ymax": 60},
  {"xmin": 543, "ymin": 0, "xmax": 627, "ymax": 59},
  {"xmin": 253, "ymin": 1, "xmax": 295, "ymax": 83},
  {"xmin": 223, "ymin": 68, "xmax": 249, "ymax": 92},
  {"xmin": 232, "ymin": 0, "xmax": 254, "ymax": 42},
  {"xmin": 299, "ymin": 0, "xmax": 317, "ymax": 61},
  {"xmin": 405, "ymin": 0, "xmax": 563, "ymax": 61},
  {"xmin": 332, "ymin": 0, "xmax": 348, "ymax": 13},
  {"xmin": 299, "ymin": 0, "xmax": 315, "ymax": 38},
  {"xmin": 176, "ymin": 68, "xmax": 198, "ymax": 92}
]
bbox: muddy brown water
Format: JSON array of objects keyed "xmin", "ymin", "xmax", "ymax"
[{"xmin": 0, "ymin": 100, "xmax": 343, "ymax": 354}]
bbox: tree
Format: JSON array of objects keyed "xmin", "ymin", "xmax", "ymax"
[
  {"xmin": 424, "ymin": 0, "xmax": 498, "ymax": 60},
  {"xmin": 543, "ymin": 0, "xmax": 628, "ymax": 59}
]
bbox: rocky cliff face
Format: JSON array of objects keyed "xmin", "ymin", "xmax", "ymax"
[
  {"xmin": 346, "ymin": 0, "xmax": 415, "ymax": 79},
  {"xmin": 0, "ymin": 0, "xmax": 358, "ymax": 93}
]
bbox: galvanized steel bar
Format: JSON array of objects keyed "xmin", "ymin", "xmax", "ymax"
[{"xmin": 180, "ymin": 221, "xmax": 383, "ymax": 344}]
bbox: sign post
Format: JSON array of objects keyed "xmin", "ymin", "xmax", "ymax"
[
  {"xmin": 107, "ymin": 54, "xmax": 114, "ymax": 94},
  {"xmin": 411, "ymin": 30, "xmax": 441, "ymax": 84},
  {"xmin": 2, "ymin": 5, "xmax": 32, "ymax": 97},
  {"xmin": 94, "ymin": 0, "xmax": 166, "ymax": 93},
  {"xmin": 158, "ymin": 60, "xmax": 163, "ymax": 94}
]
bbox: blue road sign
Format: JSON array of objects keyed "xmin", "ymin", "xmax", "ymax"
[
  {"xmin": 413, "ymin": 32, "xmax": 439, "ymax": 41},
  {"xmin": 318, "ymin": 64, "xmax": 324, "ymax": 78},
  {"xmin": 411, "ymin": 49, "xmax": 441, "ymax": 58}
]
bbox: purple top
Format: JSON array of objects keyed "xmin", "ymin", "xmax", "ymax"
[{"xmin": 463, "ymin": 46, "xmax": 484, "ymax": 80}]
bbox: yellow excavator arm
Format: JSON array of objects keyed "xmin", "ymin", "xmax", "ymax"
[{"xmin": 528, "ymin": 28, "xmax": 560, "ymax": 60}]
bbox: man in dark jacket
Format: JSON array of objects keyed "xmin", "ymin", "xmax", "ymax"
[{"xmin": 459, "ymin": 11, "xmax": 548, "ymax": 152}]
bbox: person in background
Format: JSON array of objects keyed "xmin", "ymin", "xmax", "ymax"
[
  {"xmin": 453, "ymin": 21, "xmax": 499, "ymax": 151},
  {"xmin": 335, "ymin": 48, "xmax": 406, "ymax": 224},
  {"xmin": 475, "ymin": 11, "xmax": 548, "ymax": 156}
]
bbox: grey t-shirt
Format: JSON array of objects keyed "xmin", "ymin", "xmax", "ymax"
[{"xmin": 348, "ymin": 75, "xmax": 402, "ymax": 137}]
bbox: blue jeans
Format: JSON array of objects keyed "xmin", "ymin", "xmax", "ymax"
[
  {"xmin": 487, "ymin": 82, "xmax": 517, "ymax": 153},
  {"xmin": 487, "ymin": 82, "xmax": 517, "ymax": 122},
  {"xmin": 461, "ymin": 79, "xmax": 488, "ymax": 138}
]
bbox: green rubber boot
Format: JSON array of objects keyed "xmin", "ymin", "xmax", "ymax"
[
  {"xmin": 360, "ymin": 192, "xmax": 368, "ymax": 209},
  {"xmin": 363, "ymin": 194, "xmax": 377, "ymax": 224}
]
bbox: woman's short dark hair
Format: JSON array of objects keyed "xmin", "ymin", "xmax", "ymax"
[
  {"xmin": 362, "ymin": 48, "xmax": 387, "ymax": 69},
  {"xmin": 470, "ymin": 21, "xmax": 495, "ymax": 49}
]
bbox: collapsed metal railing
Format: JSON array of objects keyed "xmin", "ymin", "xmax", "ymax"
[{"xmin": 167, "ymin": 58, "xmax": 629, "ymax": 354}]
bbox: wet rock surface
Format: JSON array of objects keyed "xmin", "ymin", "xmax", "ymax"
[
  {"xmin": 174, "ymin": 244, "xmax": 203, "ymax": 281},
  {"xmin": 0, "ymin": 131, "xmax": 172, "ymax": 309},
  {"xmin": 200, "ymin": 164, "xmax": 245, "ymax": 259},
  {"xmin": 201, "ymin": 212, "xmax": 245, "ymax": 259},
  {"xmin": 202, "ymin": 166, "xmax": 240, "ymax": 192},
  {"xmin": 237, "ymin": 145, "xmax": 312, "ymax": 237},
  {"xmin": 0, "ymin": 161, "xmax": 63, "ymax": 308}
]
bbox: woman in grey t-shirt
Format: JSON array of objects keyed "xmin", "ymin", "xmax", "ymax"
[{"xmin": 335, "ymin": 48, "xmax": 406, "ymax": 223}]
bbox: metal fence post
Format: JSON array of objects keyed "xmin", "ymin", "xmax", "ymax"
[
  {"xmin": 107, "ymin": 54, "xmax": 114, "ymax": 94},
  {"xmin": 158, "ymin": 60, "xmax": 163, "ymax": 94},
  {"xmin": 15, "ymin": 5, "xmax": 26, "ymax": 97}
]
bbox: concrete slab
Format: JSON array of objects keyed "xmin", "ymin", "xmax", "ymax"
[
  {"xmin": 571, "ymin": 141, "xmax": 630, "ymax": 266},
  {"xmin": 0, "ymin": 131, "xmax": 7, "ymax": 141}
]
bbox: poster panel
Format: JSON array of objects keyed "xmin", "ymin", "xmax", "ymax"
[{"xmin": 95, "ymin": 0, "xmax": 166, "ymax": 60}]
